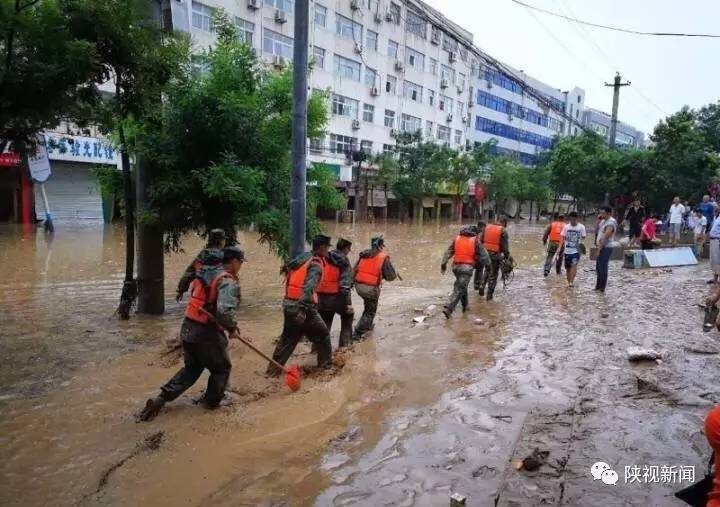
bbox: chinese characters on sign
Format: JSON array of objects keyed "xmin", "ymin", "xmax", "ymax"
[
  {"xmin": 43, "ymin": 133, "xmax": 117, "ymax": 166},
  {"xmin": 624, "ymin": 465, "xmax": 695, "ymax": 485}
]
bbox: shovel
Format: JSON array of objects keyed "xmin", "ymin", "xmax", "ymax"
[{"xmin": 197, "ymin": 307, "xmax": 301, "ymax": 392}]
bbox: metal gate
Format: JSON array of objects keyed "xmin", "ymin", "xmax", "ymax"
[{"xmin": 34, "ymin": 163, "xmax": 102, "ymax": 222}]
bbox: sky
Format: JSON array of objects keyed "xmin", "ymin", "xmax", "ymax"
[{"xmin": 423, "ymin": 0, "xmax": 720, "ymax": 136}]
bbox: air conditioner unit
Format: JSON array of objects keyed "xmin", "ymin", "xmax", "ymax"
[
  {"xmin": 272, "ymin": 55, "xmax": 286, "ymax": 68},
  {"xmin": 440, "ymin": 79, "xmax": 449, "ymax": 89},
  {"xmin": 350, "ymin": 0, "xmax": 360, "ymax": 10},
  {"xmin": 354, "ymin": 44, "xmax": 363, "ymax": 55},
  {"xmin": 461, "ymin": 115, "xmax": 467, "ymax": 124},
  {"xmin": 352, "ymin": 119, "xmax": 361, "ymax": 130},
  {"xmin": 370, "ymin": 86, "xmax": 380, "ymax": 96},
  {"xmin": 456, "ymin": 85, "xmax": 463, "ymax": 94},
  {"xmin": 385, "ymin": 11, "xmax": 394, "ymax": 22},
  {"xmin": 486, "ymin": 80, "xmax": 493, "ymax": 89},
  {"xmin": 448, "ymin": 51, "xmax": 457, "ymax": 63},
  {"xmin": 394, "ymin": 60, "xmax": 405, "ymax": 72},
  {"xmin": 507, "ymin": 113, "xmax": 513, "ymax": 122},
  {"xmin": 390, "ymin": 128, "xmax": 398, "ymax": 137},
  {"xmin": 446, "ymin": 113, "xmax": 453, "ymax": 122},
  {"xmin": 247, "ymin": 0, "xmax": 260, "ymax": 9},
  {"xmin": 431, "ymin": 31, "xmax": 441, "ymax": 45},
  {"xmin": 468, "ymin": 100, "xmax": 475, "ymax": 108},
  {"xmin": 374, "ymin": 12, "xmax": 383, "ymax": 24},
  {"xmin": 275, "ymin": 9, "xmax": 287, "ymax": 24}
]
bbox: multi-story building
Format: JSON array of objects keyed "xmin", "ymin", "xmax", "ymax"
[
  {"xmin": 472, "ymin": 61, "xmax": 586, "ymax": 166},
  {"xmin": 581, "ymin": 108, "xmax": 645, "ymax": 149}
]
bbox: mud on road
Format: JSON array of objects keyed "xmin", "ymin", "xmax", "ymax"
[{"xmin": 0, "ymin": 221, "xmax": 718, "ymax": 506}]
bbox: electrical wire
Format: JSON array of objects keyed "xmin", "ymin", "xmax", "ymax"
[{"xmin": 510, "ymin": 0, "xmax": 720, "ymax": 38}]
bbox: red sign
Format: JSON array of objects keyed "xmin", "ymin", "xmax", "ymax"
[
  {"xmin": 0, "ymin": 152, "xmax": 21, "ymax": 167},
  {"xmin": 474, "ymin": 182, "xmax": 486, "ymax": 202}
]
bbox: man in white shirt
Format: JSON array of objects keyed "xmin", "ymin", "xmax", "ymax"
[
  {"xmin": 560, "ymin": 211, "xmax": 587, "ymax": 289},
  {"xmin": 668, "ymin": 196, "xmax": 685, "ymax": 246},
  {"xmin": 694, "ymin": 209, "xmax": 708, "ymax": 257},
  {"xmin": 595, "ymin": 206, "xmax": 618, "ymax": 293}
]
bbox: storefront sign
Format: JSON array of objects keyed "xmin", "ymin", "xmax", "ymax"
[
  {"xmin": 28, "ymin": 135, "xmax": 52, "ymax": 182},
  {"xmin": 43, "ymin": 132, "xmax": 117, "ymax": 165}
]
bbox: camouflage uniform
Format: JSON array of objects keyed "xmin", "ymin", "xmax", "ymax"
[
  {"xmin": 542, "ymin": 224, "xmax": 564, "ymax": 276},
  {"xmin": 161, "ymin": 263, "xmax": 241, "ymax": 407},
  {"xmin": 176, "ymin": 248, "xmax": 224, "ymax": 299},
  {"xmin": 442, "ymin": 226, "xmax": 490, "ymax": 316},
  {"xmin": 352, "ymin": 245, "xmax": 397, "ymax": 340},
  {"xmin": 479, "ymin": 227, "xmax": 510, "ymax": 300},
  {"xmin": 267, "ymin": 252, "xmax": 332, "ymax": 375},
  {"xmin": 318, "ymin": 249, "xmax": 354, "ymax": 349}
]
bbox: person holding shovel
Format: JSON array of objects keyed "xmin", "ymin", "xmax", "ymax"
[
  {"xmin": 138, "ymin": 246, "xmax": 245, "ymax": 422},
  {"xmin": 267, "ymin": 235, "xmax": 334, "ymax": 376},
  {"xmin": 175, "ymin": 228, "xmax": 227, "ymax": 302}
]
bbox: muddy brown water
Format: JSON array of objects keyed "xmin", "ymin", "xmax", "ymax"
[{"xmin": 0, "ymin": 220, "xmax": 718, "ymax": 506}]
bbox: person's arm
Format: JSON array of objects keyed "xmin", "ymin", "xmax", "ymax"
[
  {"xmin": 299, "ymin": 260, "xmax": 323, "ymax": 310},
  {"xmin": 339, "ymin": 262, "xmax": 354, "ymax": 306},
  {"xmin": 441, "ymin": 241, "xmax": 455, "ymax": 272},
  {"xmin": 176, "ymin": 259, "xmax": 199, "ymax": 298},
  {"xmin": 215, "ymin": 278, "xmax": 240, "ymax": 332},
  {"xmin": 501, "ymin": 230, "xmax": 510, "ymax": 256},
  {"xmin": 542, "ymin": 225, "xmax": 551, "ymax": 245},
  {"xmin": 475, "ymin": 241, "xmax": 491, "ymax": 267},
  {"xmin": 598, "ymin": 223, "xmax": 614, "ymax": 248},
  {"xmin": 382, "ymin": 257, "xmax": 398, "ymax": 282}
]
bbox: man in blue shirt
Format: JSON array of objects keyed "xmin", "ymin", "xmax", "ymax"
[
  {"xmin": 709, "ymin": 207, "xmax": 720, "ymax": 284},
  {"xmin": 699, "ymin": 195, "xmax": 716, "ymax": 233}
]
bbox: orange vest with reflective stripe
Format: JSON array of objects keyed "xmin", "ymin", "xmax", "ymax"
[
  {"xmin": 185, "ymin": 271, "xmax": 234, "ymax": 324},
  {"xmin": 453, "ymin": 235, "xmax": 476, "ymax": 265},
  {"xmin": 285, "ymin": 257, "xmax": 324, "ymax": 303},
  {"xmin": 355, "ymin": 252, "xmax": 388, "ymax": 286},
  {"xmin": 484, "ymin": 224, "xmax": 503, "ymax": 253},
  {"xmin": 549, "ymin": 221, "xmax": 565, "ymax": 242},
  {"xmin": 317, "ymin": 261, "xmax": 341, "ymax": 295}
]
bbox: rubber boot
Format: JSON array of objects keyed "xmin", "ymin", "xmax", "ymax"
[{"xmin": 138, "ymin": 396, "xmax": 166, "ymax": 422}]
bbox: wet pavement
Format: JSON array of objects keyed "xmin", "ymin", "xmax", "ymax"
[{"xmin": 0, "ymin": 220, "xmax": 718, "ymax": 506}]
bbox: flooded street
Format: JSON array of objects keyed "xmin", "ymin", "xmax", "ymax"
[{"xmin": 1, "ymin": 220, "xmax": 718, "ymax": 506}]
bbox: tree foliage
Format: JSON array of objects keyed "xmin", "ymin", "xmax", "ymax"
[{"xmin": 136, "ymin": 16, "xmax": 339, "ymax": 259}]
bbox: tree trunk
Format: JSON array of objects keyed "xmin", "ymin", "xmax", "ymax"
[
  {"xmin": 135, "ymin": 155, "xmax": 164, "ymax": 315},
  {"xmin": 416, "ymin": 198, "xmax": 424, "ymax": 226},
  {"xmin": 435, "ymin": 199, "xmax": 441, "ymax": 228},
  {"xmin": 529, "ymin": 201, "xmax": 533, "ymax": 223},
  {"xmin": 117, "ymin": 123, "xmax": 136, "ymax": 320},
  {"xmin": 369, "ymin": 184, "xmax": 375, "ymax": 222},
  {"xmin": 383, "ymin": 184, "xmax": 388, "ymax": 222}
]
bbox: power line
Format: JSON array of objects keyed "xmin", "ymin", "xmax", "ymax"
[{"xmin": 510, "ymin": 0, "xmax": 720, "ymax": 38}]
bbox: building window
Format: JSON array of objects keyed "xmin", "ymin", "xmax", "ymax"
[
  {"xmin": 367, "ymin": 0, "xmax": 379, "ymax": 10},
  {"xmin": 403, "ymin": 80, "xmax": 423, "ymax": 102},
  {"xmin": 329, "ymin": 134, "xmax": 357, "ymax": 154},
  {"xmin": 383, "ymin": 143, "xmax": 396, "ymax": 154},
  {"xmin": 309, "ymin": 137, "xmax": 324, "ymax": 153},
  {"xmin": 366, "ymin": 30, "xmax": 378, "ymax": 52},
  {"xmin": 384, "ymin": 109, "xmax": 396, "ymax": 128},
  {"xmin": 454, "ymin": 130, "xmax": 462, "ymax": 145},
  {"xmin": 364, "ymin": 67, "xmax": 378, "ymax": 87},
  {"xmin": 405, "ymin": 47, "xmax": 425, "ymax": 69},
  {"xmin": 428, "ymin": 89, "xmax": 435, "ymax": 106},
  {"xmin": 263, "ymin": 29, "xmax": 293, "ymax": 59},
  {"xmin": 456, "ymin": 101, "xmax": 464, "ymax": 118},
  {"xmin": 476, "ymin": 91, "xmax": 550, "ymax": 128},
  {"xmin": 437, "ymin": 125, "xmax": 451, "ymax": 142},
  {"xmin": 458, "ymin": 72, "xmax": 466, "ymax": 91},
  {"xmin": 425, "ymin": 120, "xmax": 433, "ymax": 138},
  {"xmin": 385, "ymin": 75, "xmax": 397, "ymax": 94},
  {"xmin": 235, "ymin": 18, "xmax": 254, "ymax": 45},
  {"xmin": 314, "ymin": 4, "xmax": 327, "ymax": 27},
  {"xmin": 332, "ymin": 94, "xmax": 359, "ymax": 119},
  {"xmin": 406, "ymin": 9, "xmax": 426, "ymax": 38},
  {"xmin": 191, "ymin": 1, "xmax": 214, "ymax": 32},
  {"xmin": 439, "ymin": 94, "xmax": 453, "ymax": 112},
  {"xmin": 388, "ymin": 39, "xmax": 398, "ymax": 59},
  {"xmin": 363, "ymin": 104, "xmax": 375, "ymax": 123},
  {"xmin": 441, "ymin": 65, "xmax": 455, "ymax": 85},
  {"xmin": 264, "ymin": 0, "xmax": 294, "ymax": 14},
  {"xmin": 336, "ymin": 13, "xmax": 362, "ymax": 40},
  {"xmin": 360, "ymin": 140, "xmax": 373, "ymax": 154},
  {"xmin": 442, "ymin": 33, "xmax": 458, "ymax": 52},
  {"xmin": 401, "ymin": 113, "xmax": 421, "ymax": 133},
  {"xmin": 429, "ymin": 58, "xmax": 438, "ymax": 75},
  {"xmin": 475, "ymin": 116, "xmax": 554, "ymax": 149},
  {"xmin": 334, "ymin": 55, "xmax": 361, "ymax": 81},
  {"xmin": 389, "ymin": 2, "xmax": 401, "ymax": 24},
  {"xmin": 312, "ymin": 46, "xmax": 325, "ymax": 69}
]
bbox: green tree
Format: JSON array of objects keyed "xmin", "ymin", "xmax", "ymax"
[
  {"xmin": 445, "ymin": 142, "xmax": 493, "ymax": 221},
  {"xmin": 696, "ymin": 101, "xmax": 720, "ymax": 154},
  {"xmin": 137, "ymin": 16, "xmax": 339, "ymax": 261},
  {"xmin": 369, "ymin": 152, "xmax": 400, "ymax": 220},
  {"xmin": 485, "ymin": 156, "xmax": 520, "ymax": 217}
]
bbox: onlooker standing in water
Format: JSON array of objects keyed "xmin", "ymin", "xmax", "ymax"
[
  {"xmin": 694, "ymin": 209, "xmax": 708, "ymax": 257},
  {"xmin": 595, "ymin": 206, "xmax": 617, "ymax": 293},
  {"xmin": 668, "ymin": 197, "xmax": 685, "ymax": 247}
]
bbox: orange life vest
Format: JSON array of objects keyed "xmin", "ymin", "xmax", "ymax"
[
  {"xmin": 453, "ymin": 235, "xmax": 476, "ymax": 265},
  {"xmin": 285, "ymin": 257, "xmax": 324, "ymax": 303},
  {"xmin": 355, "ymin": 252, "xmax": 388, "ymax": 286},
  {"xmin": 317, "ymin": 261, "xmax": 341, "ymax": 295},
  {"xmin": 484, "ymin": 224, "xmax": 504, "ymax": 253},
  {"xmin": 185, "ymin": 271, "xmax": 234, "ymax": 324},
  {"xmin": 549, "ymin": 221, "xmax": 565, "ymax": 242}
]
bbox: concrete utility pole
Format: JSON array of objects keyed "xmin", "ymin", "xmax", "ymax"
[
  {"xmin": 604, "ymin": 72, "xmax": 631, "ymax": 149},
  {"xmin": 289, "ymin": 0, "xmax": 310, "ymax": 258}
]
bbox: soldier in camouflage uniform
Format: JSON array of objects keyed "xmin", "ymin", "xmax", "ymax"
[
  {"xmin": 473, "ymin": 221, "xmax": 487, "ymax": 293},
  {"xmin": 442, "ymin": 225, "xmax": 490, "ymax": 318},
  {"xmin": 479, "ymin": 219, "xmax": 510, "ymax": 301},
  {"xmin": 267, "ymin": 235, "xmax": 333, "ymax": 375},
  {"xmin": 139, "ymin": 247, "xmax": 245, "ymax": 421},
  {"xmin": 352, "ymin": 236, "xmax": 397, "ymax": 341},
  {"xmin": 176, "ymin": 229, "xmax": 226, "ymax": 302},
  {"xmin": 317, "ymin": 238, "xmax": 355, "ymax": 349}
]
